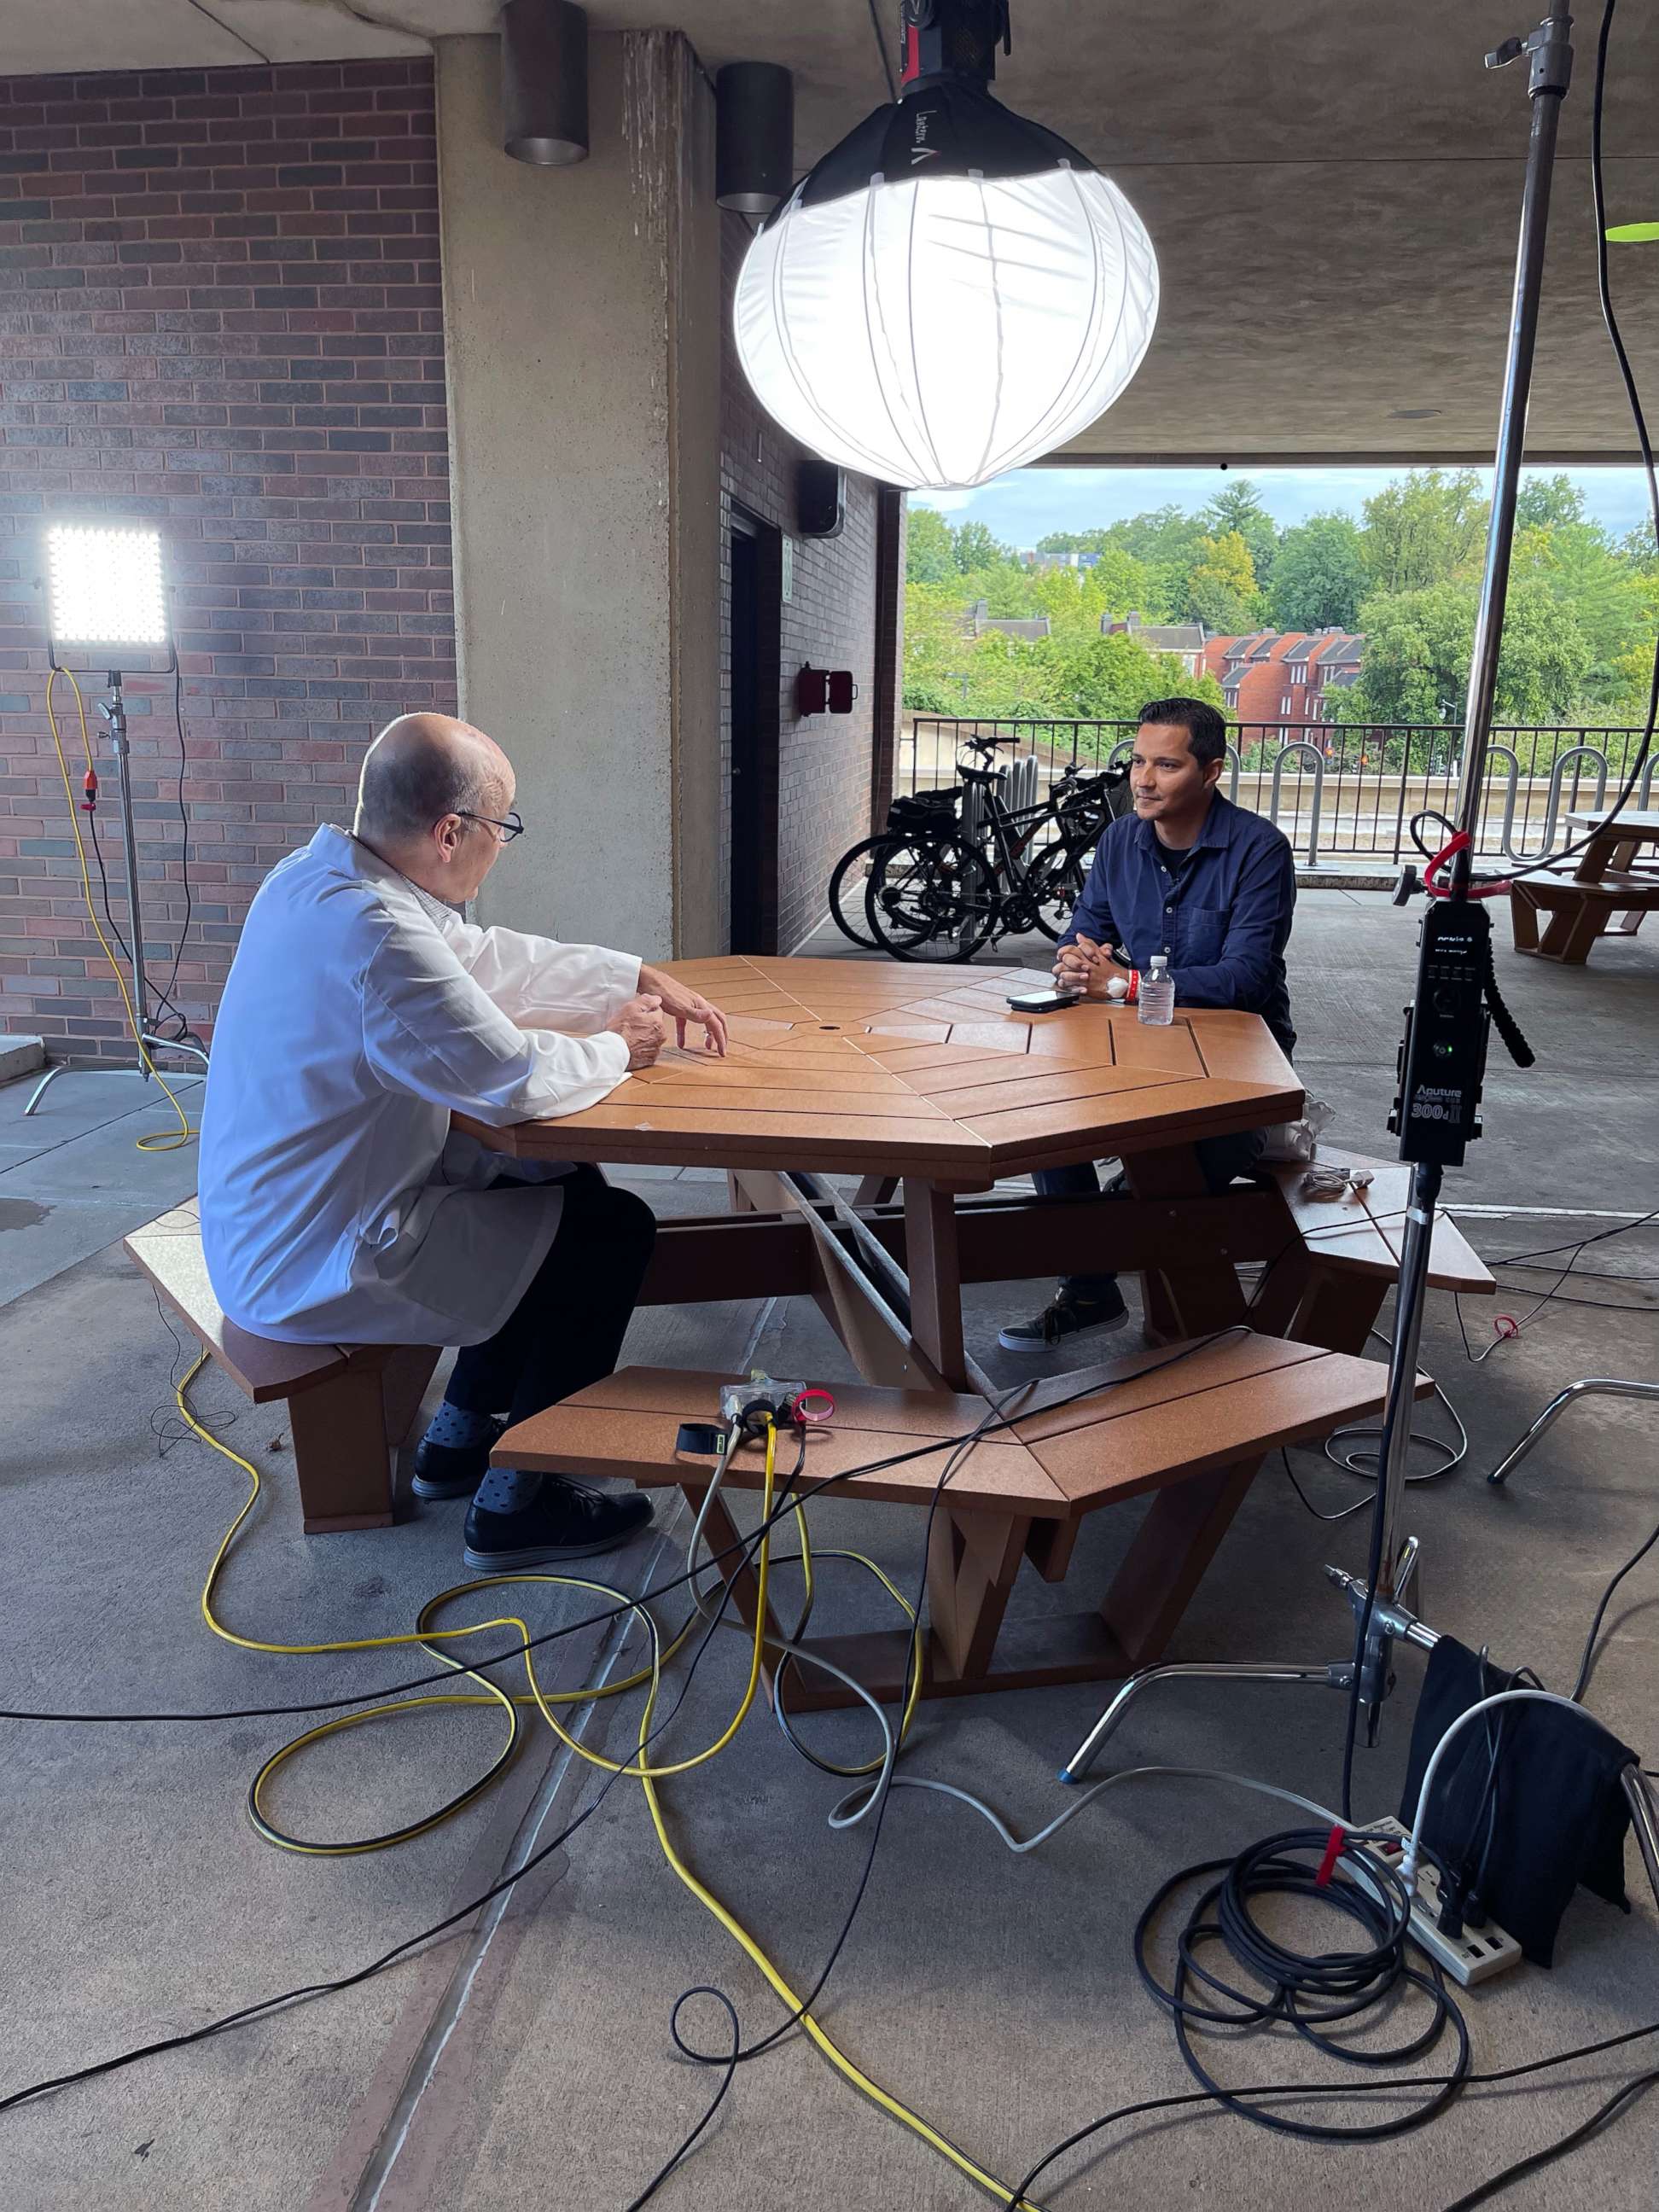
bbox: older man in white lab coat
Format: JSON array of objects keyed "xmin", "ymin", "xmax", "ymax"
[{"xmin": 199, "ymin": 713, "xmax": 727, "ymax": 1569}]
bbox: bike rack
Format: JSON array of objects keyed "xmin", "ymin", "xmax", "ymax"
[
  {"xmin": 1511, "ymin": 743, "xmax": 1610, "ymax": 862},
  {"xmin": 1267, "ymin": 742, "xmax": 1325, "ymax": 864},
  {"xmin": 1473, "ymin": 745, "xmax": 1522, "ymax": 860}
]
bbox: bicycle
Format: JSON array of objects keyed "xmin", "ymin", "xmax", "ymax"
[{"xmin": 851, "ymin": 740, "xmax": 1127, "ymax": 963}]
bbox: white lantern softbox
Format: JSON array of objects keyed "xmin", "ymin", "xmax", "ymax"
[{"xmin": 734, "ymin": 77, "xmax": 1158, "ymax": 491}]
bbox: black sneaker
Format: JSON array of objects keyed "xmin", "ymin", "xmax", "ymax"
[
  {"xmin": 411, "ymin": 1417, "xmax": 509, "ymax": 1500},
  {"xmin": 997, "ymin": 1283, "xmax": 1130, "ymax": 1353},
  {"xmin": 463, "ymin": 1476, "xmax": 655, "ymax": 1571}
]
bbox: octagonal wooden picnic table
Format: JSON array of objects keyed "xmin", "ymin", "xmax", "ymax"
[
  {"xmin": 455, "ymin": 955, "xmax": 1306, "ymax": 1389},
  {"xmin": 454, "ymin": 958, "xmax": 1437, "ymax": 1706}
]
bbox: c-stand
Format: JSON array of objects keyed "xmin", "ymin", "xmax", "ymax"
[{"xmin": 1062, "ymin": 7, "xmax": 1575, "ymax": 1804}]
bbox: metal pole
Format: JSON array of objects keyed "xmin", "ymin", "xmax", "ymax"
[
  {"xmin": 1452, "ymin": 7, "xmax": 1575, "ymax": 863},
  {"xmin": 104, "ymin": 677, "xmax": 152, "ymax": 1083},
  {"xmin": 1359, "ymin": 6, "xmax": 1574, "ymax": 1708}
]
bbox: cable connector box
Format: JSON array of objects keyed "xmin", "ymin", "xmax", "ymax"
[
  {"xmin": 719, "ymin": 1375, "xmax": 807, "ymax": 1429},
  {"xmin": 1358, "ymin": 1819, "xmax": 1522, "ymax": 1986}
]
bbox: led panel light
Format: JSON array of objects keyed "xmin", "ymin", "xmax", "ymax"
[{"xmin": 44, "ymin": 523, "xmax": 169, "ymax": 655}]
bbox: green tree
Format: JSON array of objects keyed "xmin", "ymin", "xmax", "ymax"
[
  {"xmin": 1202, "ymin": 478, "xmax": 1278, "ymax": 585},
  {"xmin": 1515, "ymin": 473, "xmax": 1586, "ymax": 530},
  {"xmin": 1513, "ymin": 521, "xmax": 1649, "ymax": 705},
  {"xmin": 952, "ymin": 520, "xmax": 1011, "ymax": 573},
  {"xmin": 1053, "ymin": 634, "xmax": 1223, "ymax": 723},
  {"xmin": 1185, "ymin": 531, "xmax": 1265, "ymax": 634},
  {"xmin": 1336, "ymin": 577, "xmax": 1592, "ymax": 725},
  {"xmin": 901, "ymin": 579, "xmax": 975, "ymax": 710},
  {"xmin": 1024, "ymin": 547, "xmax": 1153, "ymax": 633},
  {"xmin": 1269, "ymin": 512, "xmax": 1368, "ymax": 632},
  {"xmin": 1359, "ymin": 469, "xmax": 1488, "ymax": 595},
  {"xmin": 905, "ymin": 504, "xmax": 955, "ymax": 585}
]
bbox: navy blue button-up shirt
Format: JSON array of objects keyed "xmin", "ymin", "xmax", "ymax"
[{"xmin": 1061, "ymin": 793, "xmax": 1297, "ymax": 1054}]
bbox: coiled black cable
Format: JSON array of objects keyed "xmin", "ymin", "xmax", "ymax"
[{"xmin": 1133, "ymin": 1828, "xmax": 1472, "ymax": 2142}]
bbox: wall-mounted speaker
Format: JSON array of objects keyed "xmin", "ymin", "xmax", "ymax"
[{"xmin": 796, "ymin": 459, "xmax": 845, "ymax": 539}]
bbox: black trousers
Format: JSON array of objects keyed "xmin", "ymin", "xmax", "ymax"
[
  {"xmin": 444, "ymin": 1165, "xmax": 657, "ymax": 1428},
  {"xmin": 1033, "ymin": 1128, "xmax": 1268, "ymax": 1302}
]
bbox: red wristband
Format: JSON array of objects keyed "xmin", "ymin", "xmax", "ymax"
[{"xmin": 1126, "ymin": 969, "xmax": 1139, "ymax": 1004}]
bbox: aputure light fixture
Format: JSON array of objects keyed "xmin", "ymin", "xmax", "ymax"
[{"xmin": 732, "ymin": 0, "xmax": 1158, "ymax": 491}]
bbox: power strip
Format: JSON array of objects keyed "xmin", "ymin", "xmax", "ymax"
[{"xmin": 1357, "ymin": 1819, "xmax": 1523, "ymax": 1986}]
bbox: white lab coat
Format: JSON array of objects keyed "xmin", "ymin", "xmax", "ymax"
[{"xmin": 198, "ymin": 824, "xmax": 641, "ymax": 1346}]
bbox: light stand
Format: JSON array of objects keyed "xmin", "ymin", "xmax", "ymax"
[
  {"xmin": 1063, "ymin": 8, "xmax": 1581, "ymax": 1794},
  {"xmin": 26, "ymin": 667, "xmax": 209, "ymax": 1116},
  {"xmin": 26, "ymin": 522, "xmax": 209, "ymax": 1115}
]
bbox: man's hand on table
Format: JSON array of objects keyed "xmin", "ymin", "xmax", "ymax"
[
  {"xmin": 1052, "ymin": 933, "xmax": 1133, "ymax": 1001},
  {"xmin": 608, "ymin": 992, "xmax": 666, "ymax": 1070},
  {"xmin": 637, "ymin": 964, "xmax": 729, "ymax": 1056}
]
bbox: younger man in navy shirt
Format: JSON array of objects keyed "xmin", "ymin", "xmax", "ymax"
[{"xmin": 999, "ymin": 696, "xmax": 1296, "ymax": 1351}]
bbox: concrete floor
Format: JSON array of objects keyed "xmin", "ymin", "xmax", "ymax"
[{"xmin": 2, "ymin": 892, "xmax": 1656, "ymax": 2211}]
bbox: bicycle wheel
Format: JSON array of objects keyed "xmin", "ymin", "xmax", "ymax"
[
  {"xmin": 864, "ymin": 834, "xmax": 999, "ymax": 963},
  {"xmin": 826, "ymin": 834, "xmax": 892, "ymax": 950},
  {"xmin": 1025, "ymin": 838, "xmax": 1094, "ymax": 941}
]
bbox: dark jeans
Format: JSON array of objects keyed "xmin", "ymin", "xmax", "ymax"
[
  {"xmin": 1033, "ymin": 1128, "xmax": 1268, "ymax": 1303},
  {"xmin": 445, "ymin": 1164, "xmax": 657, "ymax": 1428}
]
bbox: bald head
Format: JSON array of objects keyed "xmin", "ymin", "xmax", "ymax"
[{"xmin": 354, "ymin": 713, "xmax": 509, "ymax": 848}]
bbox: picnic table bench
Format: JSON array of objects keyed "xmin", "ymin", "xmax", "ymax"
[
  {"xmin": 498, "ymin": 1336, "xmax": 1430, "ymax": 1707},
  {"xmin": 1510, "ymin": 808, "xmax": 1659, "ymax": 965},
  {"xmin": 123, "ymin": 1199, "xmax": 439, "ymax": 1533}
]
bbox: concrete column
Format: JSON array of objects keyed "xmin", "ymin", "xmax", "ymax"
[{"xmin": 435, "ymin": 30, "xmax": 721, "ymax": 957}]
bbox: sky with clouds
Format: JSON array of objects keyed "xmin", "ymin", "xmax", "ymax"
[{"xmin": 914, "ymin": 465, "xmax": 1656, "ymax": 549}]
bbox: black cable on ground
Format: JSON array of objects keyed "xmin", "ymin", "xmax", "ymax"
[
  {"xmin": 1132, "ymin": 1829, "xmax": 1471, "ymax": 2142},
  {"xmin": 1004, "ymin": 2021, "xmax": 1659, "ymax": 2211},
  {"xmin": 1571, "ymin": 1507, "xmax": 1659, "ymax": 1701},
  {"xmin": 1440, "ymin": 2067, "xmax": 1659, "ymax": 2209},
  {"xmin": 0, "ymin": 1478, "xmax": 763, "ymax": 2118}
]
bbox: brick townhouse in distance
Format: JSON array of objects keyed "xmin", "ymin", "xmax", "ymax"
[
  {"xmin": 0, "ymin": 41, "xmax": 904, "ymax": 1066},
  {"xmin": 1201, "ymin": 627, "xmax": 1365, "ymax": 729}
]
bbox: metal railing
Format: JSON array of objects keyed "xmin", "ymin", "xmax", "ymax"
[{"xmin": 899, "ymin": 717, "xmax": 1653, "ymax": 866}]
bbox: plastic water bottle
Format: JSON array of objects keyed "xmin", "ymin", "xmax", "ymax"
[{"xmin": 1138, "ymin": 953, "xmax": 1174, "ymax": 1027}]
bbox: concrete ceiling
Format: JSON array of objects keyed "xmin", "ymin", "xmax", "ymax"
[{"xmin": 8, "ymin": 1, "xmax": 1657, "ymax": 463}]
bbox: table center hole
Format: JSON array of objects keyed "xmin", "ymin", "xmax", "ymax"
[{"xmin": 820, "ymin": 1023, "xmax": 839, "ymax": 1031}]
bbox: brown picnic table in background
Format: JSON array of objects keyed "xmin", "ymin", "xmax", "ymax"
[{"xmin": 1511, "ymin": 807, "xmax": 1659, "ymax": 965}]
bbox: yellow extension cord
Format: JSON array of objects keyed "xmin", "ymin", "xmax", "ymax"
[
  {"xmin": 44, "ymin": 667, "xmax": 195, "ymax": 1151},
  {"xmin": 173, "ymin": 1359, "xmax": 1045, "ymax": 2207}
]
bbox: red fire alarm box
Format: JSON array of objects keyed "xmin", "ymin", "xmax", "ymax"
[{"xmin": 796, "ymin": 665, "xmax": 857, "ymax": 716}]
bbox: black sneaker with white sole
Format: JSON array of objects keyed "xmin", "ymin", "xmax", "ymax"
[
  {"xmin": 463, "ymin": 1475, "xmax": 655, "ymax": 1571},
  {"xmin": 411, "ymin": 1417, "xmax": 509, "ymax": 1500},
  {"xmin": 997, "ymin": 1283, "xmax": 1131, "ymax": 1353}
]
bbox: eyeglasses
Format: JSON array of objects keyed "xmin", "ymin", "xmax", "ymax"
[{"xmin": 457, "ymin": 809, "xmax": 526, "ymax": 845}]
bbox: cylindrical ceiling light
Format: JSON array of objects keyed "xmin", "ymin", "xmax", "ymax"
[
  {"xmin": 733, "ymin": 0, "xmax": 1158, "ymax": 490},
  {"xmin": 715, "ymin": 62, "xmax": 795, "ymax": 215},
  {"xmin": 501, "ymin": 0, "xmax": 589, "ymax": 168}
]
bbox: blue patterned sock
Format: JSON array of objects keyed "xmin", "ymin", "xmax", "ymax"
[
  {"xmin": 422, "ymin": 1400, "xmax": 507, "ymax": 1452},
  {"xmin": 473, "ymin": 1467, "xmax": 545, "ymax": 1515}
]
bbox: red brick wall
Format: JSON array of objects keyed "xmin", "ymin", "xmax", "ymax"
[
  {"xmin": 0, "ymin": 59, "xmax": 454, "ymax": 1063},
  {"xmin": 719, "ymin": 211, "xmax": 882, "ymax": 955}
]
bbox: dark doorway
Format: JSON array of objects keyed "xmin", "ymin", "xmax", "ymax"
[{"xmin": 728, "ymin": 512, "xmax": 780, "ymax": 952}]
